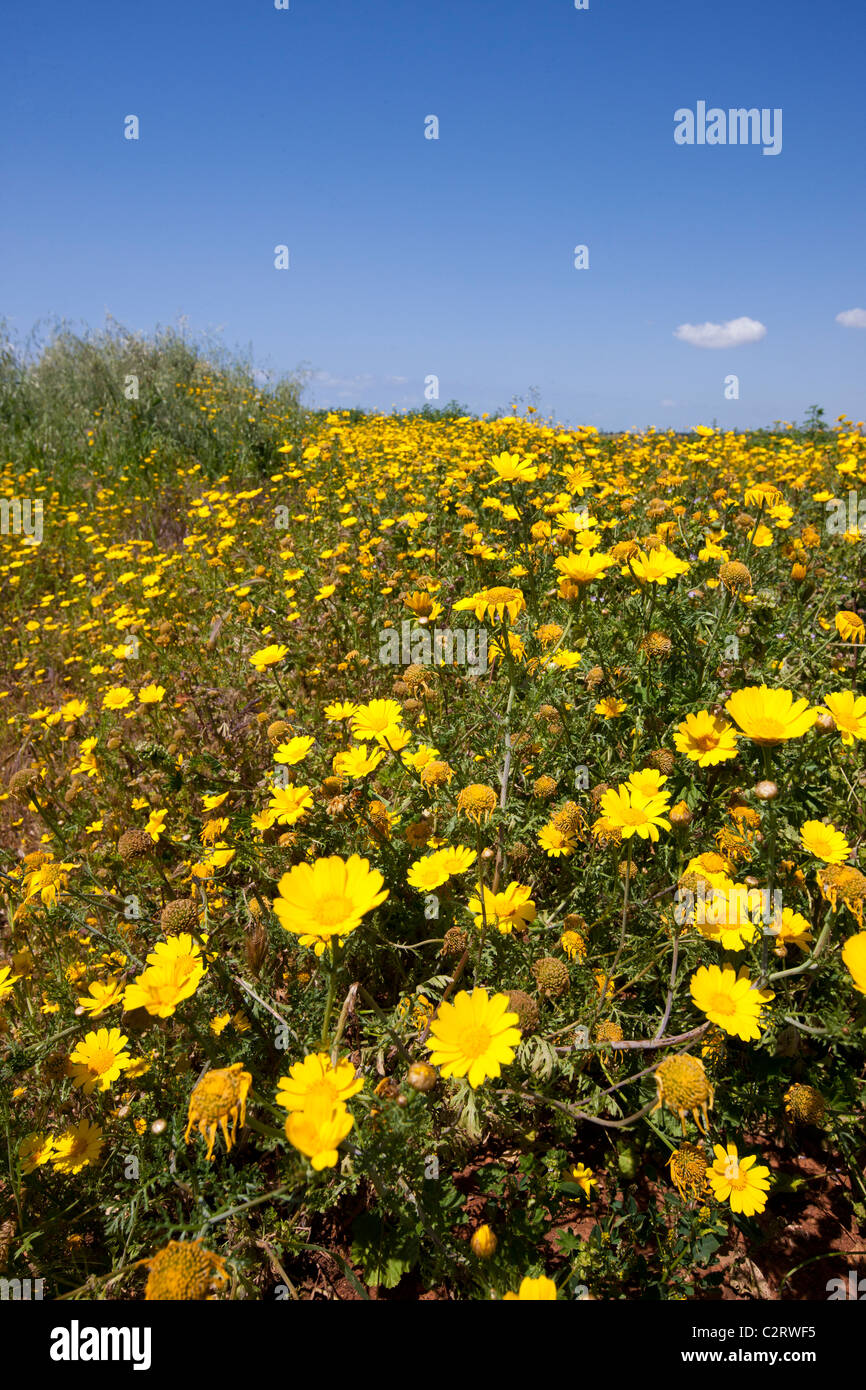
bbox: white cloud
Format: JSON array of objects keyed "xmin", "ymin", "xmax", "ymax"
[
  {"xmin": 674, "ymin": 316, "xmax": 766, "ymax": 349},
  {"xmin": 836, "ymin": 307, "xmax": 866, "ymax": 328},
  {"xmin": 660, "ymin": 398, "xmax": 676, "ymax": 407}
]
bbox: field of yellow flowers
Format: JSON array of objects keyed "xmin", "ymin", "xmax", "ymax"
[{"xmin": 1, "ymin": 333, "xmax": 865, "ymax": 1301}]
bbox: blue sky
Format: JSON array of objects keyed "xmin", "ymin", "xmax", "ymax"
[{"xmin": 2, "ymin": 0, "xmax": 865, "ymax": 429}]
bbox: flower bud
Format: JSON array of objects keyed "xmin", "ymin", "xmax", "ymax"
[
  {"xmin": 470, "ymin": 1224, "xmax": 497, "ymax": 1258},
  {"xmin": 406, "ymin": 1062, "xmax": 438, "ymax": 1093},
  {"xmin": 753, "ymin": 780, "xmax": 778, "ymax": 801}
]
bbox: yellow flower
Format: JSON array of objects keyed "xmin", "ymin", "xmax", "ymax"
[
  {"xmin": 272, "ymin": 853, "xmax": 388, "ymax": 955},
  {"xmin": 626, "ymin": 545, "xmax": 690, "ymax": 585},
  {"xmin": 185, "ymin": 1063, "xmax": 252, "ymax": 1161},
  {"xmin": 402, "ymin": 591, "xmax": 444, "ymax": 623},
  {"xmin": 266, "ymin": 784, "xmax": 313, "ymax": 825},
  {"xmin": 350, "ymin": 699, "xmax": 403, "ymax": 740},
  {"xmin": 123, "ymin": 957, "xmax": 204, "ymax": 1018},
  {"xmin": 707, "ymin": 1142, "xmax": 772, "ymax": 1216},
  {"xmin": 467, "ymin": 882, "xmax": 536, "ymax": 934},
  {"xmin": 407, "ymin": 851, "xmax": 452, "ymax": 891},
  {"xmin": 456, "ymin": 783, "xmax": 498, "ymax": 825},
  {"xmin": 273, "ymin": 735, "xmax": 316, "ymax": 765},
  {"xmin": 323, "ymin": 701, "xmax": 359, "ymax": 721},
  {"xmin": 145, "ymin": 808, "xmax": 167, "ymax": 842},
  {"xmin": 799, "ymin": 819, "xmax": 851, "ymax": 865},
  {"xmin": 138, "ymin": 684, "xmax": 166, "ymax": 704},
  {"xmin": 689, "ymin": 964, "xmax": 773, "ymax": 1041},
  {"xmin": 333, "ymin": 745, "xmax": 385, "ymax": 778},
  {"xmin": 674, "ymin": 710, "xmax": 738, "ymax": 766},
  {"xmin": 285, "ymin": 1093, "xmax": 354, "ymax": 1170},
  {"xmin": 51, "ymin": 1118, "xmax": 104, "ymax": 1174},
  {"xmin": 745, "ymin": 482, "xmax": 782, "ymax": 508},
  {"xmin": 249, "ymin": 643, "xmax": 289, "ymax": 671},
  {"xmin": 143, "ymin": 1240, "xmax": 229, "ymax": 1301},
  {"xmin": 102, "ymin": 686, "xmax": 135, "ymax": 710},
  {"xmin": 60, "ymin": 698, "xmax": 88, "ymax": 720},
  {"xmin": 555, "ymin": 550, "xmax": 615, "ymax": 590},
  {"xmin": 596, "ymin": 784, "xmax": 671, "ymax": 842},
  {"xmin": 22, "ymin": 860, "xmax": 76, "ymax": 908},
  {"xmin": 724, "ymin": 686, "xmax": 818, "ymax": 744},
  {"xmin": 503, "ymin": 1275, "xmax": 558, "ymax": 1301},
  {"xmin": 19, "ymin": 1131, "xmax": 56, "ymax": 1174},
  {"xmin": 627, "ymin": 768, "xmax": 668, "ymax": 797},
  {"xmin": 538, "ymin": 824, "xmax": 576, "ymax": 857},
  {"xmin": 488, "ymin": 450, "xmax": 538, "ymax": 483},
  {"xmin": 569, "ymin": 1162, "xmax": 598, "ymax": 1197},
  {"xmin": 0, "ymin": 963, "xmax": 22, "ymax": 1001},
  {"xmin": 453, "ymin": 586, "xmax": 526, "ymax": 623},
  {"xmin": 594, "ymin": 696, "xmax": 626, "ymax": 718},
  {"xmin": 276, "ymin": 1053, "xmax": 363, "ymax": 1111},
  {"xmin": 68, "ymin": 1027, "xmax": 133, "ymax": 1094},
  {"xmin": 841, "ymin": 932, "xmax": 866, "ymax": 993},
  {"xmin": 821, "ymin": 690, "xmax": 866, "ymax": 745},
  {"xmin": 435, "ymin": 844, "xmax": 478, "ymax": 876},
  {"xmin": 425, "ymin": 987, "xmax": 521, "ymax": 1088},
  {"xmin": 835, "ymin": 610, "xmax": 865, "ymax": 644},
  {"xmin": 653, "ymin": 1054, "xmax": 714, "ymax": 1133}
]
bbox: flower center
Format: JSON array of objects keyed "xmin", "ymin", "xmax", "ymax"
[
  {"xmin": 459, "ymin": 1024, "xmax": 492, "ymax": 1059},
  {"xmin": 708, "ymin": 991, "xmax": 736, "ymax": 1016},
  {"xmin": 312, "ymin": 894, "xmax": 354, "ymax": 928},
  {"xmin": 89, "ymin": 1048, "xmax": 117, "ymax": 1074}
]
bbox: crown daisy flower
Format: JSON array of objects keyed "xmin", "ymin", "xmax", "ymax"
[
  {"xmin": 284, "ymin": 1092, "xmax": 354, "ymax": 1170},
  {"xmin": 652, "ymin": 1055, "xmax": 714, "ymax": 1134},
  {"xmin": 276, "ymin": 1053, "xmax": 363, "ymax": 1112},
  {"xmin": 467, "ymin": 881, "xmax": 536, "ymax": 934},
  {"xmin": 596, "ymin": 784, "xmax": 672, "ymax": 842},
  {"xmin": 554, "ymin": 550, "xmax": 615, "ymax": 590},
  {"xmin": 0, "ymin": 963, "xmax": 22, "ymax": 1002},
  {"xmin": 799, "ymin": 819, "xmax": 851, "ymax": 865},
  {"xmin": 123, "ymin": 954, "xmax": 205, "ymax": 1018},
  {"xmin": 435, "ymin": 844, "xmax": 477, "ymax": 877},
  {"xmin": 488, "ymin": 450, "xmax": 538, "ymax": 483},
  {"xmin": 674, "ymin": 710, "xmax": 739, "ymax": 766},
  {"xmin": 456, "ymin": 783, "xmax": 497, "ymax": 825},
  {"xmin": 691, "ymin": 881, "xmax": 759, "ymax": 951},
  {"xmin": 142, "ymin": 1240, "xmax": 229, "ymax": 1300},
  {"xmin": 266, "ymin": 784, "xmax": 314, "ymax": 825},
  {"xmin": 68, "ymin": 1027, "xmax": 133, "ymax": 1094},
  {"xmin": 538, "ymin": 823, "xmax": 576, "ymax": 857},
  {"xmin": 707, "ymin": 1142, "xmax": 772, "ymax": 1217},
  {"xmin": 503, "ymin": 1274, "xmax": 558, "ymax": 1301},
  {"xmin": 425, "ymin": 988, "xmax": 521, "ymax": 1089},
  {"xmin": 248, "ymin": 643, "xmax": 289, "ymax": 672},
  {"xmin": 453, "ymin": 586, "xmax": 525, "ymax": 624},
  {"xmin": 51, "ymin": 1118, "xmax": 104, "ymax": 1174},
  {"xmin": 273, "ymin": 735, "xmax": 316, "ymax": 765},
  {"xmin": 841, "ymin": 932, "xmax": 866, "ymax": 993},
  {"xmin": 19, "ymin": 1131, "xmax": 56, "ymax": 1175},
  {"xmin": 724, "ymin": 686, "xmax": 819, "ymax": 745},
  {"xmin": 626, "ymin": 545, "xmax": 690, "ymax": 585},
  {"xmin": 784, "ymin": 1083, "xmax": 826, "ymax": 1126},
  {"xmin": 834, "ymin": 610, "xmax": 865, "ymax": 644},
  {"xmin": 816, "ymin": 865, "xmax": 866, "ymax": 926},
  {"xmin": 333, "ymin": 745, "xmax": 385, "ymax": 779},
  {"xmin": 407, "ymin": 850, "xmax": 452, "ymax": 891},
  {"xmin": 350, "ymin": 699, "xmax": 403, "ymax": 741},
  {"xmin": 668, "ymin": 1141, "xmax": 709, "ymax": 1200},
  {"xmin": 689, "ymin": 963, "xmax": 773, "ymax": 1041},
  {"xmin": 821, "ymin": 690, "xmax": 866, "ymax": 745},
  {"xmin": 272, "ymin": 853, "xmax": 388, "ymax": 956},
  {"xmin": 185, "ymin": 1063, "xmax": 252, "ymax": 1161}
]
